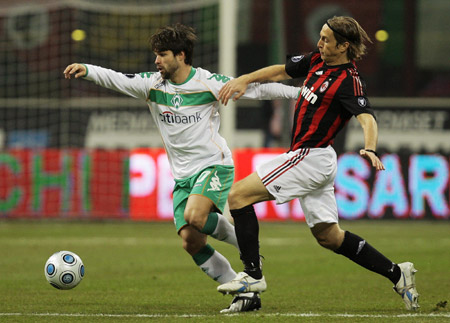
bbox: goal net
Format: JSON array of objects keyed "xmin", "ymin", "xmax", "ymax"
[
  {"xmin": 0, "ymin": 0, "xmax": 220, "ymax": 149},
  {"xmin": 0, "ymin": 0, "xmax": 222, "ymax": 218}
]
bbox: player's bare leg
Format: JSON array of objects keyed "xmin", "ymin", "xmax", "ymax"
[{"xmin": 185, "ymin": 195, "xmax": 239, "ymax": 248}]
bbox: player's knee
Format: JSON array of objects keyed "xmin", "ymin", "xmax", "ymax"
[
  {"xmin": 315, "ymin": 236, "xmax": 338, "ymax": 250},
  {"xmin": 313, "ymin": 230, "xmax": 339, "ymax": 250},
  {"xmin": 183, "ymin": 208, "xmax": 207, "ymax": 231},
  {"xmin": 311, "ymin": 223, "xmax": 344, "ymax": 250},
  {"xmin": 314, "ymin": 232, "xmax": 341, "ymax": 250}
]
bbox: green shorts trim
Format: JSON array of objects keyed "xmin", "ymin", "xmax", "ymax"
[{"xmin": 172, "ymin": 165, "xmax": 234, "ymax": 232}]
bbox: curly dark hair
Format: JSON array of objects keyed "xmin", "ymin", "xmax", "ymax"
[{"xmin": 149, "ymin": 23, "xmax": 197, "ymax": 65}]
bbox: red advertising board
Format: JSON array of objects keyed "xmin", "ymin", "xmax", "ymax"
[
  {"xmin": 127, "ymin": 148, "xmax": 306, "ymax": 222},
  {"xmin": 0, "ymin": 149, "xmax": 129, "ymax": 218},
  {"xmin": 1, "ymin": 148, "xmax": 449, "ymax": 221},
  {"xmin": 129, "ymin": 148, "xmax": 173, "ymax": 221}
]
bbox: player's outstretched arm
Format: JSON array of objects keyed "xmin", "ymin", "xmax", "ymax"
[
  {"xmin": 63, "ymin": 63, "xmax": 87, "ymax": 79},
  {"xmin": 357, "ymin": 113, "xmax": 385, "ymax": 171},
  {"xmin": 218, "ymin": 75, "xmax": 251, "ymax": 106},
  {"xmin": 219, "ymin": 64, "xmax": 290, "ymax": 105}
]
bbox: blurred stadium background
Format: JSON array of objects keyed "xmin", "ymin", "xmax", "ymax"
[{"xmin": 0, "ymin": 0, "xmax": 449, "ymax": 222}]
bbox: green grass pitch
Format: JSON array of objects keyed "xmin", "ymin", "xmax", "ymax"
[{"xmin": 0, "ymin": 220, "xmax": 449, "ymax": 322}]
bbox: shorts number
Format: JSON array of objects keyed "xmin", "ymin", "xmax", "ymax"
[{"xmin": 196, "ymin": 170, "xmax": 211, "ymax": 184}]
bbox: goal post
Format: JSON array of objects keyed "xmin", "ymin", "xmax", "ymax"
[{"xmin": 218, "ymin": 0, "xmax": 238, "ymax": 149}]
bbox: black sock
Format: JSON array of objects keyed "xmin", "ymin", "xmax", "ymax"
[
  {"xmin": 334, "ymin": 231, "xmax": 401, "ymax": 284},
  {"xmin": 230, "ymin": 205, "xmax": 262, "ymax": 279}
]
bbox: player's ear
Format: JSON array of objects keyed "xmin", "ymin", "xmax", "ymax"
[
  {"xmin": 176, "ymin": 51, "xmax": 187, "ymax": 63},
  {"xmin": 338, "ymin": 41, "xmax": 350, "ymax": 53}
]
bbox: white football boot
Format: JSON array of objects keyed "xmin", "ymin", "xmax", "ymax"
[
  {"xmin": 393, "ymin": 262, "xmax": 420, "ymax": 310},
  {"xmin": 220, "ymin": 292, "xmax": 261, "ymax": 313},
  {"xmin": 217, "ymin": 272, "xmax": 267, "ymax": 294}
]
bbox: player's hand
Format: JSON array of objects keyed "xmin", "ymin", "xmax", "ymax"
[
  {"xmin": 218, "ymin": 75, "xmax": 250, "ymax": 105},
  {"xmin": 359, "ymin": 149, "xmax": 385, "ymax": 171},
  {"xmin": 63, "ymin": 63, "xmax": 87, "ymax": 79}
]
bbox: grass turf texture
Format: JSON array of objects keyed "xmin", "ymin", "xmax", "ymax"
[{"xmin": 0, "ymin": 220, "xmax": 448, "ymax": 322}]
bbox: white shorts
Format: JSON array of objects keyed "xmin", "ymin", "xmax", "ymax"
[{"xmin": 256, "ymin": 146, "xmax": 338, "ymax": 228}]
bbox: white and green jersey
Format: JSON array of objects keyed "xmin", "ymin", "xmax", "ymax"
[{"xmin": 83, "ymin": 64, "xmax": 299, "ymax": 179}]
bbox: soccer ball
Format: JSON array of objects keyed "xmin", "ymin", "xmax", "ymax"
[{"xmin": 44, "ymin": 251, "xmax": 85, "ymax": 290}]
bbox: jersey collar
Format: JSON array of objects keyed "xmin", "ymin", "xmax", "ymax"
[{"xmin": 169, "ymin": 67, "xmax": 196, "ymax": 85}]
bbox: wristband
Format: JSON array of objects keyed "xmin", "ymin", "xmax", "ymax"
[{"xmin": 364, "ymin": 149, "xmax": 378, "ymax": 157}]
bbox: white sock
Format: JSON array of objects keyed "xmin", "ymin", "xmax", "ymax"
[
  {"xmin": 211, "ymin": 213, "xmax": 239, "ymax": 250},
  {"xmin": 199, "ymin": 250, "xmax": 237, "ymax": 284}
]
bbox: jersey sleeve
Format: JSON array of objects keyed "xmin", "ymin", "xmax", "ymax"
[
  {"xmin": 202, "ymin": 69, "xmax": 300, "ymax": 101},
  {"xmin": 339, "ymin": 71, "xmax": 375, "ymax": 117},
  {"xmin": 285, "ymin": 51, "xmax": 315, "ymax": 79},
  {"xmin": 200, "ymin": 70, "xmax": 231, "ymax": 99},
  {"xmin": 83, "ymin": 64, "xmax": 154, "ymax": 101},
  {"xmin": 242, "ymin": 82, "xmax": 300, "ymax": 100}
]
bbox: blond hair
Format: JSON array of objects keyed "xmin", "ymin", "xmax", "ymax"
[{"xmin": 326, "ymin": 16, "xmax": 372, "ymax": 61}]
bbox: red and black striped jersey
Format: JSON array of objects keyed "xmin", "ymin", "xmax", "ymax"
[{"xmin": 285, "ymin": 50, "xmax": 374, "ymax": 151}]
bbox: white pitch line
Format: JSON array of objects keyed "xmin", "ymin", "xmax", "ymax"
[{"xmin": 0, "ymin": 312, "xmax": 449, "ymax": 319}]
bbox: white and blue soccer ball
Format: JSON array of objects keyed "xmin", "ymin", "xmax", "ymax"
[{"xmin": 44, "ymin": 251, "xmax": 85, "ymax": 290}]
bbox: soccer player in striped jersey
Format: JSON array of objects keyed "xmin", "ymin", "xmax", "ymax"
[
  {"xmin": 63, "ymin": 23, "xmax": 299, "ymax": 313},
  {"xmin": 217, "ymin": 16, "xmax": 419, "ymax": 311}
]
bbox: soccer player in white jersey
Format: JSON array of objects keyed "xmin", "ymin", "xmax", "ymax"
[{"xmin": 64, "ymin": 23, "xmax": 299, "ymax": 313}]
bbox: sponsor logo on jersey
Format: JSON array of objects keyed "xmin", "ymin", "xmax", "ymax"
[
  {"xmin": 139, "ymin": 72, "xmax": 154, "ymax": 79},
  {"xmin": 124, "ymin": 73, "xmax": 136, "ymax": 78},
  {"xmin": 315, "ymin": 70, "xmax": 324, "ymax": 75},
  {"xmin": 300, "ymin": 86, "xmax": 318, "ymax": 104},
  {"xmin": 319, "ymin": 81, "xmax": 329, "ymax": 93},
  {"xmin": 291, "ymin": 55, "xmax": 304, "ymax": 63},
  {"xmin": 207, "ymin": 74, "xmax": 230, "ymax": 83},
  {"xmin": 159, "ymin": 111, "xmax": 202, "ymax": 124},
  {"xmin": 273, "ymin": 185, "xmax": 282, "ymax": 193},
  {"xmin": 358, "ymin": 97, "xmax": 367, "ymax": 107}
]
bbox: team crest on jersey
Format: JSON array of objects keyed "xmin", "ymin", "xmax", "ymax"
[
  {"xmin": 291, "ymin": 55, "xmax": 304, "ymax": 63},
  {"xmin": 171, "ymin": 93, "xmax": 183, "ymax": 109},
  {"xmin": 358, "ymin": 97, "xmax": 367, "ymax": 107},
  {"xmin": 319, "ymin": 81, "xmax": 329, "ymax": 93}
]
